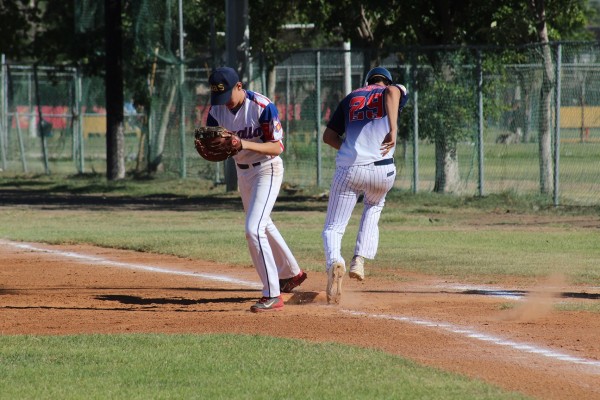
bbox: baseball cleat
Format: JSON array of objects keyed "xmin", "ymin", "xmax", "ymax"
[
  {"xmin": 326, "ymin": 261, "xmax": 345, "ymax": 304},
  {"xmin": 250, "ymin": 296, "xmax": 284, "ymax": 312},
  {"xmin": 349, "ymin": 255, "xmax": 365, "ymax": 281},
  {"xmin": 279, "ymin": 270, "xmax": 308, "ymax": 293}
]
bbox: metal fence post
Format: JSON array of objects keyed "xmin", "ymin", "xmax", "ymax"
[
  {"xmin": 343, "ymin": 42, "xmax": 352, "ymax": 95},
  {"xmin": 285, "ymin": 66, "xmax": 290, "ymax": 150},
  {"xmin": 178, "ymin": 0, "xmax": 186, "ymax": 179},
  {"xmin": 411, "ymin": 51, "xmax": 419, "ymax": 193},
  {"xmin": 74, "ymin": 67, "xmax": 84, "ymax": 173},
  {"xmin": 316, "ymin": 50, "xmax": 322, "ymax": 187},
  {"xmin": 33, "ymin": 64, "xmax": 50, "ymax": 175},
  {"xmin": 477, "ymin": 50, "xmax": 485, "ymax": 196},
  {"xmin": 0, "ymin": 54, "xmax": 6, "ymax": 171}
]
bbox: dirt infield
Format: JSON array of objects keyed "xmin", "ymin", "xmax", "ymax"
[{"xmin": 1, "ymin": 240, "xmax": 599, "ymax": 400}]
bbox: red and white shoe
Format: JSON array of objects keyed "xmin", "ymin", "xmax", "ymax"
[
  {"xmin": 279, "ymin": 270, "xmax": 307, "ymax": 293},
  {"xmin": 250, "ymin": 296, "xmax": 284, "ymax": 313}
]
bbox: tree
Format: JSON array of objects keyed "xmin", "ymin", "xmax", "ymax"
[
  {"xmin": 302, "ymin": 0, "xmax": 410, "ymax": 70},
  {"xmin": 0, "ymin": 1, "xmax": 39, "ymax": 61},
  {"xmin": 3, "ymin": 0, "xmax": 592, "ymax": 188},
  {"xmin": 399, "ymin": 1, "xmax": 497, "ymax": 192},
  {"xmin": 416, "ymin": 53, "xmax": 478, "ymax": 193},
  {"xmin": 291, "ymin": 0, "xmax": 590, "ymax": 193},
  {"xmin": 244, "ymin": 1, "xmax": 323, "ymax": 98},
  {"xmin": 485, "ymin": 0, "xmax": 591, "ymax": 194},
  {"xmin": 395, "ymin": 0, "xmax": 590, "ymax": 193},
  {"xmin": 105, "ymin": 0, "xmax": 125, "ymax": 180},
  {"xmin": 530, "ymin": 0, "xmax": 554, "ymax": 194}
]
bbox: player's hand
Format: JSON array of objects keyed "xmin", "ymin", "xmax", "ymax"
[{"xmin": 380, "ymin": 132, "xmax": 396, "ymax": 156}]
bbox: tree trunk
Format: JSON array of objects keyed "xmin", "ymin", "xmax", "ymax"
[
  {"xmin": 531, "ymin": 0, "xmax": 554, "ymax": 194},
  {"xmin": 538, "ymin": 76, "xmax": 553, "ymax": 194},
  {"xmin": 357, "ymin": 4, "xmax": 382, "ymax": 74},
  {"xmin": 433, "ymin": 138, "xmax": 461, "ymax": 193},
  {"xmin": 105, "ymin": 0, "xmax": 125, "ymax": 180},
  {"xmin": 148, "ymin": 82, "xmax": 177, "ymax": 173}
]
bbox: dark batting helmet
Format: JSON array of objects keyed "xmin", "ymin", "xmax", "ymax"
[{"xmin": 364, "ymin": 67, "xmax": 393, "ymax": 85}]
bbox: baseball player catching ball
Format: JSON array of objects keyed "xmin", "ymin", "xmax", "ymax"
[
  {"xmin": 206, "ymin": 67, "xmax": 307, "ymax": 312},
  {"xmin": 321, "ymin": 66, "xmax": 408, "ymax": 304}
]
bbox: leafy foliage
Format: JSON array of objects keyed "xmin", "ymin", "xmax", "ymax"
[
  {"xmin": 0, "ymin": 2, "xmax": 39, "ymax": 61},
  {"xmin": 247, "ymin": 0, "xmax": 328, "ymax": 69},
  {"xmin": 486, "ymin": 0, "xmax": 593, "ymax": 44},
  {"xmin": 418, "ymin": 74, "xmax": 476, "ymax": 144},
  {"xmin": 1, "ymin": 0, "xmax": 593, "ymax": 74},
  {"xmin": 300, "ymin": 0, "xmax": 410, "ymax": 66}
]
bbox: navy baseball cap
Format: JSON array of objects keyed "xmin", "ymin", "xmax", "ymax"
[{"xmin": 209, "ymin": 67, "xmax": 239, "ymax": 105}]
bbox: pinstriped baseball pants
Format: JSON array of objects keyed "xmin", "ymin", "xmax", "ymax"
[{"xmin": 322, "ymin": 162, "xmax": 396, "ymax": 270}]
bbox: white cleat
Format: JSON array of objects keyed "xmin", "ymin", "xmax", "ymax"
[
  {"xmin": 349, "ymin": 255, "xmax": 365, "ymax": 281},
  {"xmin": 326, "ymin": 261, "xmax": 346, "ymax": 304}
]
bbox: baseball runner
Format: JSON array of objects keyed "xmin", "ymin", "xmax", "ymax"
[
  {"xmin": 206, "ymin": 67, "xmax": 307, "ymax": 312},
  {"xmin": 321, "ymin": 67, "xmax": 408, "ymax": 304}
]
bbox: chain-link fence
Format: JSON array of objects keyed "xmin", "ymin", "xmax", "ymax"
[
  {"xmin": 0, "ymin": 63, "xmax": 141, "ymax": 175},
  {"xmin": 2, "ymin": 41, "xmax": 600, "ymax": 205}
]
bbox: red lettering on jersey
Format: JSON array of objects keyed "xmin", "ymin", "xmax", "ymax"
[
  {"xmin": 366, "ymin": 93, "xmax": 383, "ymax": 119},
  {"xmin": 349, "ymin": 92, "xmax": 384, "ymax": 121},
  {"xmin": 349, "ymin": 96, "xmax": 366, "ymax": 121}
]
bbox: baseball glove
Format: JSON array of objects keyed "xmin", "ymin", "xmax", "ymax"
[{"xmin": 194, "ymin": 126, "xmax": 243, "ymax": 162}]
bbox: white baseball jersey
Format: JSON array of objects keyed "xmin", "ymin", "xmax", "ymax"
[
  {"xmin": 207, "ymin": 90, "xmax": 284, "ymax": 166},
  {"xmin": 328, "ymin": 83, "xmax": 408, "ymax": 167},
  {"xmin": 206, "ymin": 90, "xmax": 300, "ymax": 298},
  {"xmin": 322, "ymin": 83, "xmax": 408, "ymax": 270}
]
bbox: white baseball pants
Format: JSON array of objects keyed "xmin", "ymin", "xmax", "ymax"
[
  {"xmin": 237, "ymin": 158, "xmax": 301, "ymax": 297},
  {"xmin": 322, "ymin": 162, "xmax": 396, "ymax": 270}
]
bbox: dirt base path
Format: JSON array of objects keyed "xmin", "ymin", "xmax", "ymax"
[{"xmin": 1, "ymin": 240, "xmax": 599, "ymax": 399}]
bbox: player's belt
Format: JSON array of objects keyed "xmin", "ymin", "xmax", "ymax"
[
  {"xmin": 237, "ymin": 162, "xmax": 261, "ymax": 169},
  {"xmin": 373, "ymin": 158, "xmax": 394, "ymax": 166}
]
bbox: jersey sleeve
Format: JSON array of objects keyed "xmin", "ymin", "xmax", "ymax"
[
  {"xmin": 206, "ymin": 108, "xmax": 219, "ymax": 127},
  {"xmin": 395, "ymin": 84, "xmax": 409, "ymax": 112},
  {"xmin": 258, "ymin": 103, "xmax": 283, "ymax": 142},
  {"xmin": 326, "ymin": 101, "xmax": 346, "ymax": 135}
]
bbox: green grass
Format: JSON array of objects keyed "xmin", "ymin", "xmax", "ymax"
[
  {"xmin": 0, "ymin": 334, "xmax": 528, "ymax": 400},
  {"xmin": 4, "ymin": 203, "xmax": 598, "ymax": 281},
  {"xmin": 374, "ymin": 138, "xmax": 600, "ymax": 203},
  {"xmin": 499, "ymin": 301, "xmax": 600, "ymax": 313},
  {"xmin": 1, "ymin": 175, "xmax": 599, "ymax": 283},
  {"xmin": 556, "ymin": 302, "xmax": 600, "ymax": 313}
]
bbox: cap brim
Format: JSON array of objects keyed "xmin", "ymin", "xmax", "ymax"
[{"xmin": 210, "ymin": 89, "xmax": 233, "ymax": 105}]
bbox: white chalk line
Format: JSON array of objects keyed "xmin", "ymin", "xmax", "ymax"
[
  {"xmin": 3, "ymin": 239, "xmax": 599, "ymax": 373},
  {"xmin": 342, "ymin": 310, "xmax": 600, "ymax": 372},
  {"xmin": 0, "ymin": 240, "xmax": 261, "ymax": 289}
]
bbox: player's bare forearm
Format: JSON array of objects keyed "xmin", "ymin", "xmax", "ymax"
[
  {"xmin": 385, "ymin": 85, "xmax": 401, "ymax": 138},
  {"xmin": 240, "ymin": 139, "xmax": 283, "ymax": 156},
  {"xmin": 323, "ymin": 127, "xmax": 342, "ymax": 150},
  {"xmin": 381, "ymin": 85, "xmax": 401, "ymax": 155}
]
